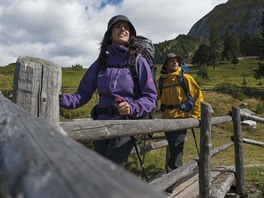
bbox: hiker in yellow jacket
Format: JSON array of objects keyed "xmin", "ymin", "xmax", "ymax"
[{"xmin": 157, "ymin": 53, "xmax": 204, "ymax": 172}]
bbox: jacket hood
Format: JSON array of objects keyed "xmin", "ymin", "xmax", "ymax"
[{"xmin": 161, "ymin": 67, "xmax": 182, "ymax": 77}]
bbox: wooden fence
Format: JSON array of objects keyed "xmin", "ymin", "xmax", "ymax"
[{"xmin": 1, "ymin": 56, "xmax": 263, "ymax": 197}]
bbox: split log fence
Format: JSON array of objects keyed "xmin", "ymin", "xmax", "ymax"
[{"xmin": 1, "ymin": 56, "xmax": 263, "ymax": 197}]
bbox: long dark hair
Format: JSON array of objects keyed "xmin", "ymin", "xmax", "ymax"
[{"xmin": 97, "ymin": 32, "xmax": 144, "ymax": 69}]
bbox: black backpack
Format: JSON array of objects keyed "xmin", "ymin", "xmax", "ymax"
[{"xmin": 129, "ymin": 36, "xmax": 156, "ymax": 118}]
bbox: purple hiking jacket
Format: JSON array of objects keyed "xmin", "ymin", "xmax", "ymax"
[{"xmin": 60, "ymin": 44, "xmax": 157, "ymax": 120}]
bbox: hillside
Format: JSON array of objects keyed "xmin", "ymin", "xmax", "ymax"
[
  {"xmin": 187, "ymin": 0, "xmax": 264, "ymax": 39},
  {"xmin": 154, "ymin": 0, "xmax": 263, "ymax": 64},
  {"xmin": 154, "ymin": 35, "xmax": 201, "ymax": 64}
]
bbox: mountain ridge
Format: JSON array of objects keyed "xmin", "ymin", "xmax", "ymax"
[{"xmin": 187, "ymin": 0, "xmax": 263, "ymax": 38}]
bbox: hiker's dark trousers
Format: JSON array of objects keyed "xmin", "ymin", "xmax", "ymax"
[
  {"xmin": 95, "ymin": 136, "xmax": 134, "ymax": 165},
  {"xmin": 165, "ymin": 130, "xmax": 187, "ymax": 173}
]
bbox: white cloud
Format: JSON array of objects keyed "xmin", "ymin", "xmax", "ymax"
[{"xmin": 0, "ymin": 0, "xmax": 228, "ymax": 67}]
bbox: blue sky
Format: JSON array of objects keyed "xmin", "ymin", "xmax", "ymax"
[
  {"xmin": 99, "ymin": 0, "xmax": 122, "ymax": 8},
  {"xmin": 0, "ymin": 0, "xmax": 228, "ymax": 67}
]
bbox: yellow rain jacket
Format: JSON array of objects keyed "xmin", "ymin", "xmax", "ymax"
[{"xmin": 157, "ymin": 67, "xmax": 204, "ymax": 119}]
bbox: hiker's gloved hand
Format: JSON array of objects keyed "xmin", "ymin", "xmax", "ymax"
[{"xmin": 179, "ymin": 96, "xmax": 195, "ymax": 112}]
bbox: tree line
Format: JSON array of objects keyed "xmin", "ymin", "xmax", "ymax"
[{"xmin": 154, "ymin": 12, "xmax": 264, "ymax": 80}]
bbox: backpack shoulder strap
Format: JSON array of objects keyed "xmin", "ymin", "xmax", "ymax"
[
  {"xmin": 158, "ymin": 76, "xmax": 165, "ymax": 98},
  {"xmin": 177, "ymin": 69, "xmax": 190, "ymax": 97},
  {"xmin": 129, "ymin": 54, "xmax": 141, "ymax": 99}
]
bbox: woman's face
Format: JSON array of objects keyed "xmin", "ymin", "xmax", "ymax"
[
  {"xmin": 166, "ymin": 57, "xmax": 179, "ymax": 73},
  {"xmin": 111, "ymin": 20, "xmax": 130, "ymax": 45}
]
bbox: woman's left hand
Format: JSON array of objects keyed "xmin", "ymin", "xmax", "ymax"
[{"xmin": 116, "ymin": 101, "xmax": 131, "ymax": 116}]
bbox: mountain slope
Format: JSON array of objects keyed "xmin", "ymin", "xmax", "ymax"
[
  {"xmin": 154, "ymin": 35, "xmax": 200, "ymax": 64},
  {"xmin": 187, "ymin": 0, "xmax": 264, "ymax": 39}
]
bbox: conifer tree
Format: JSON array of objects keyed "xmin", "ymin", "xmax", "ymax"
[
  {"xmin": 222, "ymin": 30, "xmax": 240, "ymax": 61},
  {"xmin": 209, "ymin": 26, "xmax": 223, "ymax": 69}
]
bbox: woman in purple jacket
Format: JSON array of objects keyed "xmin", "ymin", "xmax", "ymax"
[{"xmin": 60, "ymin": 15, "xmax": 157, "ymax": 165}]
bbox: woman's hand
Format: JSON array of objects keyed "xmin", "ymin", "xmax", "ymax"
[
  {"xmin": 116, "ymin": 101, "xmax": 131, "ymax": 116},
  {"xmin": 115, "ymin": 97, "xmax": 131, "ymax": 116}
]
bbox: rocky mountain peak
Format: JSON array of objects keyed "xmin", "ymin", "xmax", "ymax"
[{"xmin": 187, "ymin": 0, "xmax": 264, "ymax": 39}]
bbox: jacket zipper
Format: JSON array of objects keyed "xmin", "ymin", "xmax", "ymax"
[{"xmin": 113, "ymin": 69, "xmax": 120, "ymax": 90}]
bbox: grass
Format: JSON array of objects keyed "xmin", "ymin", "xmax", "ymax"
[
  {"xmin": 0, "ymin": 63, "xmax": 15, "ymax": 92},
  {"xmin": 187, "ymin": 59, "xmax": 263, "ymax": 88},
  {"xmin": 1, "ymin": 58, "xmax": 264, "ymax": 195},
  {"xmin": 127, "ymin": 92, "xmax": 264, "ymax": 196}
]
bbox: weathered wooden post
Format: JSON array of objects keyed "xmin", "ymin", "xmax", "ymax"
[
  {"xmin": 13, "ymin": 56, "xmax": 61, "ymax": 125},
  {"xmin": 232, "ymin": 106, "xmax": 245, "ymax": 196},
  {"xmin": 199, "ymin": 102, "xmax": 213, "ymax": 198}
]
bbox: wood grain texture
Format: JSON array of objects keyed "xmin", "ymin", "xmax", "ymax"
[
  {"xmin": 242, "ymin": 137, "xmax": 264, "ymax": 147},
  {"xmin": 0, "ymin": 94, "xmax": 166, "ymax": 198},
  {"xmin": 60, "ymin": 118, "xmax": 200, "ymax": 141},
  {"xmin": 149, "ymin": 160, "xmax": 198, "ymax": 192},
  {"xmin": 232, "ymin": 106, "xmax": 245, "ymax": 196},
  {"xmin": 199, "ymin": 102, "xmax": 213, "ymax": 198},
  {"xmin": 13, "ymin": 56, "xmax": 61, "ymax": 125},
  {"xmin": 211, "ymin": 169, "xmax": 235, "ymax": 198}
]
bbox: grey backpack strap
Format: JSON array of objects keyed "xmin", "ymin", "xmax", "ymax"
[
  {"xmin": 158, "ymin": 76, "xmax": 165, "ymax": 98},
  {"xmin": 129, "ymin": 54, "xmax": 141, "ymax": 99}
]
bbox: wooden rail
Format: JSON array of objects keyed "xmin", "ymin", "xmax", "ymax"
[{"xmin": 60, "ymin": 118, "xmax": 200, "ymax": 141}]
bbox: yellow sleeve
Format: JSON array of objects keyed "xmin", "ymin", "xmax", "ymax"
[{"xmin": 185, "ymin": 75, "xmax": 204, "ymax": 118}]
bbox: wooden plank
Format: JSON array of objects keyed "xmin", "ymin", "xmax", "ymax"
[
  {"xmin": 60, "ymin": 116, "xmax": 232, "ymax": 142},
  {"xmin": 149, "ymin": 142, "xmax": 234, "ymax": 193},
  {"xmin": 170, "ymin": 167, "xmax": 225, "ymax": 198},
  {"xmin": 13, "ymin": 56, "xmax": 61, "ymax": 125},
  {"xmin": 211, "ymin": 170, "xmax": 235, "ymax": 198},
  {"xmin": 199, "ymin": 102, "xmax": 213, "ymax": 198},
  {"xmin": 211, "ymin": 142, "xmax": 234, "ymax": 158},
  {"xmin": 131, "ymin": 140, "xmax": 168, "ymax": 155},
  {"xmin": 170, "ymin": 167, "xmax": 234, "ymax": 198},
  {"xmin": 60, "ymin": 118, "xmax": 200, "ymax": 141},
  {"xmin": 232, "ymin": 106, "xmax": 245, "ymax": 196},
  {"xmin": 0, "ymin": 94, "xmax": 166, "ymax": 198},
  {"xmin": 240, "ymin": 113, "xmax": 264, "ymax": 123},
  {"xmin": 242, "ymin": 137, "xmax": 264, "ymax": 147},
  {"xmin": 170, "ymin": 170, "xmax": 200, "ymax": 198},
  {"xmin": 149, "ymin": 160, "xmax": 198, "ymax": 192},
  {"xmin": 211, "ymin": 115, "xmax": 232, "ymax": 125}
]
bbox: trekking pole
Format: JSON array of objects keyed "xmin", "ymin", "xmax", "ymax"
[
  {"xmin": 115, "ymin": 97, "xmax": 149, "ymax": 182},
  {"xmin": 142, "ymin": 134, "xmax": 147, "ymax": 165},
  {"xmin": 191, "ymin": 128, "xmax": 200, "ymax": 157},
  {"xmin": 131, "ymin": 136, "xmax": 149, "ymax": 182}
]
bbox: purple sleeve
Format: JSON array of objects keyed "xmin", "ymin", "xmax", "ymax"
[
  {"xmin": 60, "ymin": 61, "xmax": 98, "ymax": 109},
  {"xmin": 124, "ymin": 56, "xmax": 157, "ymax": 118}
]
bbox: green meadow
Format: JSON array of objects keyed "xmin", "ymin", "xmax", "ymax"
[{"xmin": 0, "ymin": 58, "xmax": 263, "ymax": 195}]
